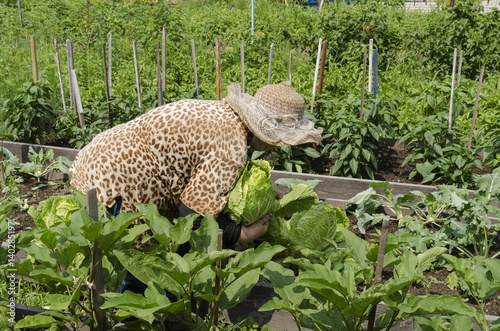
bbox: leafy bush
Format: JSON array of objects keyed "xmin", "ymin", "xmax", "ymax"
[
  {"xmin": 400, "ymin": 112, "xmax": 483, "ymax": 187},
  {"xmin": 0, "ymin": 80, "xmax": 60, "ymax": 145}
]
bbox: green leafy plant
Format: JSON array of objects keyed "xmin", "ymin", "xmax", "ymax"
[
  {"xmin": 0, "ymin": 80, "xmax": 60, "ymax": 145},
  {"xmin": 443, "ymin": 254, "xmax": 500, "ymax": 330},
  {"xmin": 400, "ymin": 112, "xmax": 483, "ymax": 187},
  {"xmin": 19, "ymin": 147, "xmax": 72, "ymax": 188}
]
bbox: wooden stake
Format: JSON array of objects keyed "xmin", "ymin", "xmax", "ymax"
[
  {"xmin": 66, "ymin": 40, "xmax": 74, "ymax": 109},
  {"xmin": 191, "ymin": 39, "xmax": 199, "ymax": 98},
  {"xmin": 30, "ymin": 35, "xmax": 38, "ymax": 83},
  {"xmin": 367, "ymin": 216, "xmax": 390, "ymax": 331},
  {"xmin": 54, "ymin": 38, "xmax": 67, "ymax": 113},
  {"xmin": 215, "ymin": 39, "xmax": 222, "ymax": 100},
  {"xmin": 108, "ymin": 32, "xmax": 112, "ymax": 95},
  {"xmin": 368, "ymin": 39, "xmax": 373, "ymax": 93},
  {"xmin": 156, "ymin": 42, "xmax": 163, "ymax": 106},
  {"xmin": 87, "ymin": 0, "xmax": 91, "ymax": 23},
  {"xmin": 448, "ymin": 48, "xmax": 457, "ymax": 130},
  {"xmin": 214, "ymin": 229, "xmax": 223, "ymax": 326},
  {"xmin": 17, "ymin": 0, "xmax": 23, "ymax": 28},
  {"xmin": 267, "ymin": 43, "xmax": 274, "ymax": 85},
  {"xmin": 162, "ymin": 27, "xmax": 166, "ymax": 92},
  {"xmin": 240, "ymin": 40, "xmax": 245, "ymax": 93},
  {"xmin": 360, "ymin": 50, "xmax": 367, "ymax": 123},
  {"xmin": 289, "ymin": 50, "xmax": 293, "ymax": 85},
  {"xmin": 373, "ymin": 49, "xmax": 379, "ymax": 98},
  {"xmin": 468, "ymin": 66, "xmax": 484, "ymax": 151},
  {"xmin": 86, "ymin": 188, "xmax": 107, "ymax": 331},
  {"xmin": 456, "ymin": 49, "xmax": 463, "ymax": 87},
  {"xmin": 316, "ymin": 40, "xmax": 328, "ymax": 112},
  {"xmin": 102, "ymin": 43, "xmax": 112, "ymax": 127},
  {"xmin": 133, "ymin": 41, "xmax": 143, "ymax": 110},
  {"xmin": 310, "ymin": 38, "xmax": 323, "ymax": 113},
  {"xmin": 71, "ymin": 69, "xmax": 85, "ymax": 127}
]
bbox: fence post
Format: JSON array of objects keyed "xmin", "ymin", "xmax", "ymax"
[
  {"xmin": 30, "ymin": 35, "xmax": 38, "ymax": 83},
  {"xmin": 86, "ymin": 188, "xmax": 107, "ymax": 331}
]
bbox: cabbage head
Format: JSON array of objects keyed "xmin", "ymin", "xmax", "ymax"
[
  {"xmin": 223, "ymin": 160, "xmax": 277, "ymax": 226},
  {"xmin": 28, "ymin": 195, "xmax": 81, "ymax": 229}
]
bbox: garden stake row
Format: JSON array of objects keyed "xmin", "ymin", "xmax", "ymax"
[
  {"xmin": 468, "ymin": 65, "xmax": 485, "ymax": 151},
  {"xmin": 191, "ymin": 39, "xmax": 199, "ymax": 99},
  {"xmin": 30, "ymin": 35, "xmax": 38, "ymax": 83},
  {"xmin": 310, "ymin": 37, "xmax": 323, "ymax": 113},
  {"xmin": 54, "ymin": 37, "xmax": 67, "ymax": 114},
  {"xmin": 367, "ymin": 215, "xmax": 390, "ymax": 331},
  {"xmin": 133, "ymin": 41, "xmax": 143, "ymax": 110},
  {"xmin": 101, "ymin": 43, "xmax": 112, "ymax": 128}
]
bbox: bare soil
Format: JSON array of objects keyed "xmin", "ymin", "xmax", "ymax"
[{"xmin": 5, "ymin": 143, "xmax": 500, "ymax": 317}]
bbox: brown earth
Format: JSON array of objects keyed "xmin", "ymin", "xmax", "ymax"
[{"xmin": 5, "ymin": 143, "xmax": 500, "ymax": 318}]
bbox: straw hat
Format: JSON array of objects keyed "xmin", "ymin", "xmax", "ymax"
[{"xmin": 225, "ymin": 82, "xmax": 323, "ymax": 147}]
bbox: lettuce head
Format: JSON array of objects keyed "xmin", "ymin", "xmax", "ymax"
[
  {"xmin": 28, "ymin": 195, "xmax": 81, "ymax": 229},
  {"xmin": 223, "ymin": 160, "xmax": 277, "ymax": 226}
]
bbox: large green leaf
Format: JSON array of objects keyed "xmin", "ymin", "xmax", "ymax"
[{"xmin": 219, "ymin": 268, "xmax": 260, "ymax": 310}]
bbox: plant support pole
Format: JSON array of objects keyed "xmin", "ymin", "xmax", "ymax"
[
  {"xmin": 310, "ymin": 38, "xmax": 323, "ymax": 113},
  {"xmin": 213, "ymin": 229, "xmax": 223, "ymax": 326},
  {"xmin": 67, "ymin": 40, "xmax": 74, "ymax": 108},
  {"xmin": 360, "ymin": 50, "xmax": 367, "ymax": 123},
  {"xmin": 17, "ymin": 0, "xmax": 23, "ymax": 28},
  {"xmin": 468, "ymin": 66, "xmax": 484, "ymax": 151},
  {"xmin": 289, "ymin": 50, "xmax": 293, "ymax": 85},
  {"xmin": 316, "ymin": 40, "xmax": 328, "ymax": 112},
  {"xmin": 240, "ymin": 40, "xmax": 245, "ymax": 93},
  {"xmin": 456, "ymin": 49, "xmax": 463, "ymax": 87},
  {"xmin": 54, "ymin": 38, "xmax": 67, "ymax": 113},
  {"xmin": 191, "ymin": 39, "xmax": 198, "ymax": 98},
  {"xmin": 373, "ymin": 49, "xmax": 379, "ymax": 98},
  {"xmin": 216, "ymin": 39, "xmax": 222, "ymax": 100},
  {"xmin": 108, "ymin": 32, "xmax": 112, "ymax": 95},
  {"xmin": 162, "ymin": 27, "xmax": 166, "ymax": 92},
  {"xmin": 86, "ymin": 188, "xmax": 107, "ymax": 331},
  {"xmin": 368, "ymin": 39, "xmax": 373, "ymax": 93},
  {"xmin": 157, "ymin": 42, "xmax": 163, "ymax": 106},
  {"xmin": 102, "ymin": 43, "xmax": 112, "ymax": 127},
  {"xmin": 133, "ymin": 41, "xmax": 143, "ymax": 110},
  {"xmin": 30, "ymin": 35, "xmax": 38, "ymax": 83},
  {"xmin": 448, "ymin": 48, "xmax": 457, "ymax": 130},
  {"xmin": 367, "ymin": 216, "xmax": 390, "ymax": 331},
  {"xmin": 71, "ymin": 69, "xmax": 85, "ymax": 127},
  {"xmin": 267, "ymin": 43, "xmax": 274, "ymax": 85}
]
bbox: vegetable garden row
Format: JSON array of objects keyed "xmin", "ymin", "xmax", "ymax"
[{"xmin": 1, "ymin": 0, "xmax": 500, "ymax": 330}]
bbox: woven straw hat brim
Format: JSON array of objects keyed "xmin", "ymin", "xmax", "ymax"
[{"xmin": 225, "ymin": 82, "xmax": 323, "ymax": 147}]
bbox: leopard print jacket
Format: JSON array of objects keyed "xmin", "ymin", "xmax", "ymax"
[{"xmin": 69, "ymin": 99, "xmax": 248, "ymax": 221}]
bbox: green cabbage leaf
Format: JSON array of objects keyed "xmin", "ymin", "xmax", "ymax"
[
  {"xmin": 28, "ymin": 195, "xmax": 81, "ymax": 229},
  {"xmin": 223, "ymin": 160, "xmax": 278, "ymax": 226}
]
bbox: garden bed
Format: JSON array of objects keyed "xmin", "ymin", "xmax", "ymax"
[{"xmin": 2, "ymin": 140, "xmax": 500, "ymax": 328}]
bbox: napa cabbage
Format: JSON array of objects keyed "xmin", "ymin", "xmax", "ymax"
[
  {"xmin": 28, "ymin": 195, "xmax": 81, "ymax": 229},
  {"xmin": 223, "ymin": 160, "xmax": 278, "ymax": 226}
]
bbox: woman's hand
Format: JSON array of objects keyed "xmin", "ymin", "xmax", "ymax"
[{"xmin": 238, "ymin": 213, "xmax": 271, "ymax": 244}]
